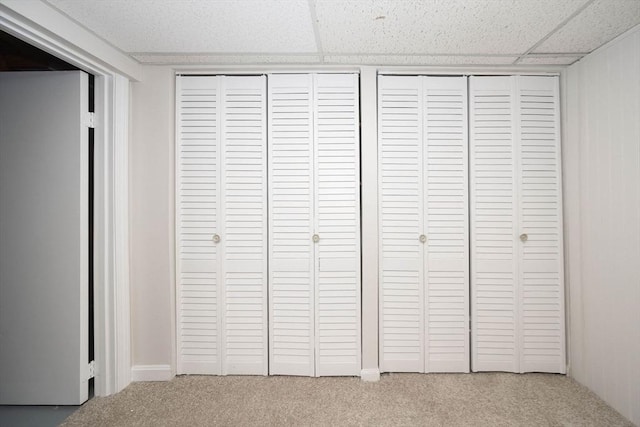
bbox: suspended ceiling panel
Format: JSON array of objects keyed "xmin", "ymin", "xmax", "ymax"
[
  {"xmin": 314, "ymin": 0, "xmax": 585, "ymax": 54},
  {"xmin": 533, "ymin": 0, "xmax": 640, "ymax": 53},
  {"xmin": 45, "ymin": 0, "xmax": 317, "ymax": 53},
  {"xmin": 44, "ymin": 0, "xmax": 640, "ymax": 66}
]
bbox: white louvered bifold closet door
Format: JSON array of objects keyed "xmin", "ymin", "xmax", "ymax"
[
  {"xmin": 268, "ymin": 73, "xmax": 361, "ymax": 377},
  {"xmin": 379, "ymin": 75, "xmax": 469, "ymax": 373},
  {"xmin": 379, "ymin": 75, "xmax": 425, "ymax": 372},
  {"xmin": 268, "ymin": 74, "xmax": 315, "ymax": 376},
  {"xmin": 469, "ymin": 76, "xmax": 518, "ymax": 372},
  {"xmin": 176, "ymin": 76, "xmax": 221, "ymax": 374},
  {"xmin": 313, "ymin": 74, "xmax": 361, "ymax": 376},
  {"xmin": 221, "ymin": 76, "xmax": 268, "ymax": 374},
  {"xmin": 470, "ymin": 75, "xmax": 565, "ymax": 374},
  {"xmin": 423, "ymin": 77, "xmax": 469, "ymax": 373},
  {"xmin": 176, "ymin": 75, "xmax": 268, "ymax": 376},
  {"xmin": 516, "ymin": 76, "xmax": 565, "ymax": 374}
]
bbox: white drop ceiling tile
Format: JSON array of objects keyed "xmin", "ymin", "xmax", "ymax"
[
  {"xmin": 323, "ymin": 55, "xmax": 520, "ymax": 65},
  {"xmin": 534, "ymin": 0, "xmax": 640, "ymax": 53},
  {"xmin": 315, "ymin": 0, "xmax": 586, "ymax": 55},
  {"xmin": 132, "ymin": 54, "xmax": 322, "ymax": 64},
  {"xmin": 45, "ymin": 0, "xmax": 318, "ymax": 53},
  {"xmin": 518, "ymin": 55, "xmax": 583, "ymax": 65}
]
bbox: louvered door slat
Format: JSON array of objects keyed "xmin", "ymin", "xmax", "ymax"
[
  {"xmin": 177, "ymin": 76, "xmax": 221, "ymax": 374},
  {"xmin": 517, "ymin": 76, "xmax": 565, "ymax": 374},
  {"xmin": 314, "ymin": 74, "xmax": 361, "ymax": 376},
  {"xmin": 268, "ymin": 74, "xmax": 315, "ymax": 376},
  {"xmin": 379, "ymin": 75, "xmax": 425, "ymax": 372},
  {"xmin": 423, "ymin": 77, "xmax": 469, "ymax": 373},
  {"xmin": 221, "ymin": 76, "xmax": 268, "ymax": 375}
]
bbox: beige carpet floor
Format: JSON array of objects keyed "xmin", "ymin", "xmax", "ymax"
[{"xmin": 61, "ymin": 373, "xmax": 633, "ymax": 426}]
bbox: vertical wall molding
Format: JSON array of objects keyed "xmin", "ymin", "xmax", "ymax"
[
  {"xmin": 360, "ymin": 67, "xmax": 380, "ymax": 380},
  {"xmin": 113, "ymin": 74, "xmax": 132, "ymax": 391}
]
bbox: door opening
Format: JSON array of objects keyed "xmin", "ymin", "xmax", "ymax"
[{"xmin": 0, "ymin": 31, "xmax": 95, "ymax": 404}]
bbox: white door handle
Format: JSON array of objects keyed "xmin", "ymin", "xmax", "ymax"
[
  {"xmin": 212, "ymin": 234, "xmax": 221, "ymax": 243},
  {"xmin": 419, "ymin": 234, "xmax": 427, "ymax": 243},
  {"xmin": 312, "ymin": 234, "xmax": 320, "ymax": 243}
]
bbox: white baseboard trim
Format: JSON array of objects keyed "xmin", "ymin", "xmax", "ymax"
[
  {"xmin": 360, "ymin": 368, "xmax": 381, "ymax": 382},
  {"xmin": 131, "ymin": 365, "xmax": 173, "ymax": 382}
]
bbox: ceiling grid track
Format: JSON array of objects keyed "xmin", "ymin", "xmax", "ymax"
[{"xmin": 307, "ymin": 0, "xmax": 324, "ymax": 63}]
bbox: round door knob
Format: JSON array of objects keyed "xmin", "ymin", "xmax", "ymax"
[
  {"xmin": 312, "ymin": 234, "xmax": 320, "ymax": 243},
  {"xmin": 212, "ymin": 234, "xmax": 221, "ymax": 243},
  {"xmin": 519, "ymin": 233, "xmax": 528, "ymax": 242},
  {"xmin": 419, "ymin": 234, "xmax": 427, "ymax": 243}
]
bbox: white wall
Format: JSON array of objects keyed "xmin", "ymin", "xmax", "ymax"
[
  {"xmin": 564, "ymin": 26, "xmax": 640, "ymax": 425},
  {"xmin": 130, "ymin": 66, "xmax": 175, "ymax": 379}
]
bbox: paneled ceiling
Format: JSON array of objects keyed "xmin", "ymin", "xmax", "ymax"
[{"xmin": 44, "ymin": 0, "xmax": 640, "ymax": 66}]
